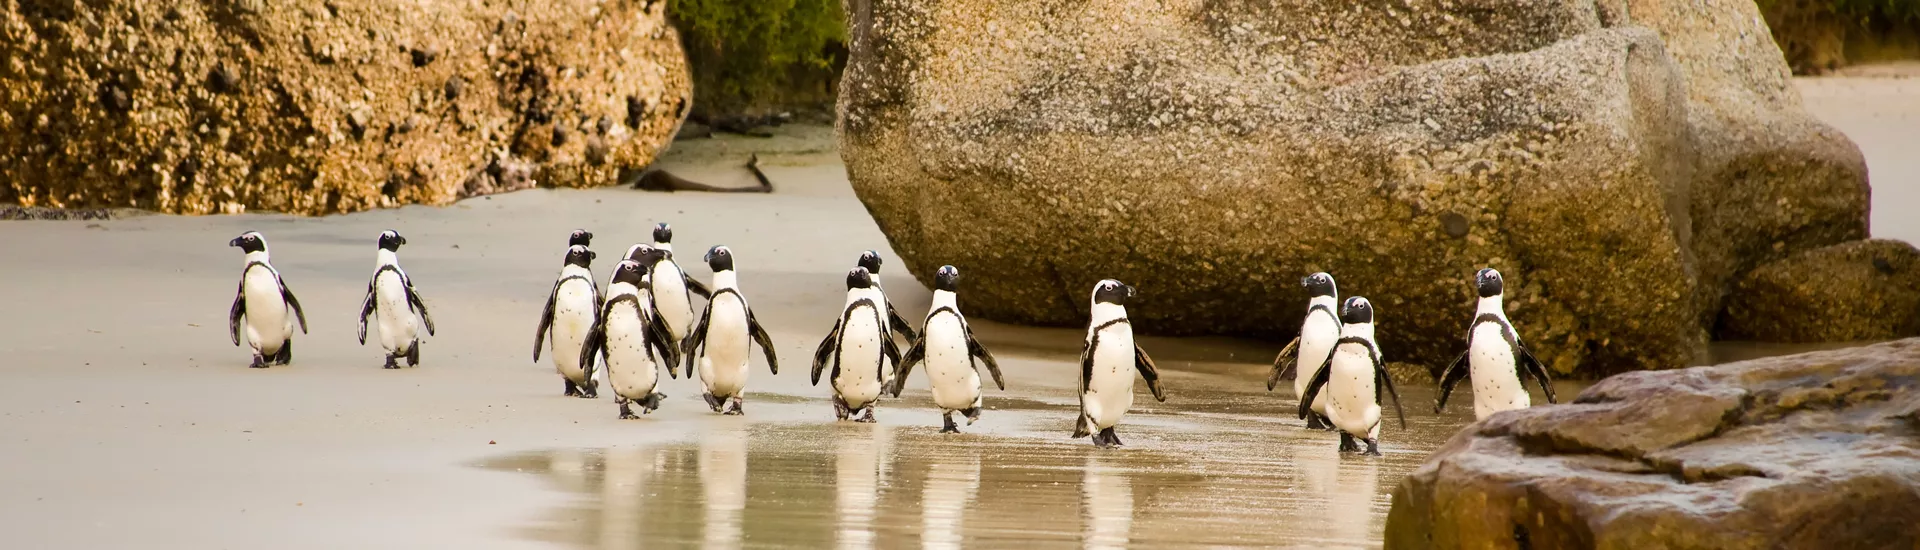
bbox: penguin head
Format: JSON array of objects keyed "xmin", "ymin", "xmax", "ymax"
[
  {"xmin": 229, "ymin": 231, "xmax": 266, "ymax": 254},
  {"xmin": 1475, "ymin": 268, "xmax": 1504, "ymax": 298},
  {"xmin": 612, "ymin": 260, "xmax": 646, "ymax": 285},
  {"xmin": 857, "ymin": 250, "xmax": 883, "ymax": 274},
  {"xmin": 934, "ymin": 265, "xmax": 961, "ymax": 292},
  {"xmin": 378, "ymin": 230, "xmax": 406, "ymax": 251},
  {"xmin": 1301, "ymin": 272, "xmax": 1337, "ymax": 298},
  {"xmin": 1092, "ymin": 279, "xmax": 1135, "ymax": 305},
  {"xmin": 846, "ymin": 267, "xmax": 875, "ymax": 290},
  {"xmin": 568, "ymin": 229, "xmax": 593, "ymax": 247},
  {"xmin": 564, "ymin": 245, "xmax": 595, "ymax": 268},
  {"xmin": 624, "ymin": 243, "xmax": 658, "ymax": 264},
  {"xmin": 705, "ymin": 245, "xmax": 734, "ymax": 272},
  {"xmin": 1340, "ymin": 296, "xmax": 1375, "ymax": 325},
  {"xmin": 652, "ymin": 223, "xmax": 673, "ymax": 244}
]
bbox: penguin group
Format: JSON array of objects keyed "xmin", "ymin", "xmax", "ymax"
[
  {"xmin": 1268, "ymin": 270, "xmax": 1559, "ymax": 456},
  {"xmin": 227, "ymin": 226, "xmax": 1553, "ymax": 452}
]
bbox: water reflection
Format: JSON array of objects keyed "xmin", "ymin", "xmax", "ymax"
[
  {"xmin": 1081, "ymin": 455, "xmax": 1132, "ymax": 550},
  {"xmin": 834, "ymin": 423, "xmax": 891, "ymax": 550},
  {"xmin": 700, "ymin": 424, "xmax": 748, "ymax": 550},
  {"xmin": 920, "ymin": 444, "xmax": 979, "ymax": 550}
]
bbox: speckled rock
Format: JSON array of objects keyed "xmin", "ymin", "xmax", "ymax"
[
  {"xmin": 0, "ymin": 0, "xmax": 690, "ymax": 215},
  {"xmin": 1383, "ymin": 339, "xmax": 1920, "ymax": 549},
  {"xmin": 838, "ymin": 0, "xmax": 1869, "ymax": 375},
  {"xmin": 1720, "ymin": 239, "xmax": 1920, "ymax": 342}
]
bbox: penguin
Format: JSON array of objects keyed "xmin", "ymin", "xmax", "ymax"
[
  {"xmin": 356, "ymin": 230, "xmax": 436, "ymax": 368},
  {"xmin": 811, "ymin": 267, "xmax": 901, "ymax": 423},
  {"xmin": 888, "ymin": 266, "xmax": 1006, "ymax": 433},
  {"xmin": 1435, "ymin": 268, "xmax": 1558, "ymax": 419},
  {"xmin": 534, "ymin": 243, "xmax": 603, "ymax": 398},
  {"xmin": 1071, "ymin": 279, "xmax": 1167, "ymax": 448},
  {"xmin": 567, "ymin": 228, "xmax": 593, "ymax": 248},
  {"xmin": 227, "ymin": 231, "xmax": 309, "ymax": 368},
  {"xmin": 855, "ymin": 250, "xmax": 920, "ymax": 346},
  {"xmin": 1267, "ymin": 272, "xmax": 1341, "ymax": 431},
  {"xmin": 581, "ymin": 256, "xmax": 682, "ymax": 419},
  {"xmin": 652, "ymin": 222, "xmax": 713, "ymax": 296},
  {"xmin": 679, "ymin": 246, "xmax": 780, "ymax": 415},
  {"xmin": 641, "ymin": 233, "xmax": 710, "ymax": 348},
  {"xmin": 1297, "ymin": 297, "xmax": 1407, "ymax": 456}
]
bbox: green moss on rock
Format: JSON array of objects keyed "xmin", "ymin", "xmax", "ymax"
[{"xmin": 668, "ymin": 0, "xmax": 845, "ymax": 123}]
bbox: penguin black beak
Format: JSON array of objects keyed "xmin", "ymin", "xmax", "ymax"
[
  {"xmin": 588, "ymin": 251, "xmax": 598, "ymax": 261},
  {"xmin": 229, "ymin": 237, "xmax": 242, "ymax": 247},
  {"xmin": 1125, "ymin": 284, "xmax": 1137, "ymax": 299},
  {"xmin": 396, "ymin": 235, "xmax": 407, "ymax": 245}
]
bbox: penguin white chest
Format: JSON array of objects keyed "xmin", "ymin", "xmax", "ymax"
[
  {"xmin": 652, "ymin": 263, "xmax": 694, "ymax": 341},
  {"xmin": 923, "ymin": 314, "xmax": 979, "ymax": 411},
  {"xmin": 833, "ymin": 307, "xmax": 885, "ymax": 409},
  {"xmin": 373, "ymin": 270, "xmax": 416, "ymax": 352},
  {"xmin": 1295, "ymin": 312, "xmax": 1341, "ymax": 413},
  {"xmin": 603, "ymin": 304, "xmax": 661, "ymax": 400},
  {"xmin": 1083, "ymin": 325, "xmax": 1137, "ymax": 430},
  {"xmin": 1325, "ymin": 344, "xmax": 1382, "ymax": 437},
  {"xmin": 1468, "ymin": 322, "xmax": 1527, "ymax": 419},
  {"xmin": 700, "ymin": 294, "xmax": 753, "ymax": 397},
  {"xmin": 241, "ymin": 267, "xmax": 289, "ymax": 353},
  {"xmin": 549, "ymin": 279, "xmax": 597, "ymax": 380}
]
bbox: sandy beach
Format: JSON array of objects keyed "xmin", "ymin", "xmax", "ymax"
[{"xmin": 0, "ymin": 72, "xmax": 1913, "ymax": 549}]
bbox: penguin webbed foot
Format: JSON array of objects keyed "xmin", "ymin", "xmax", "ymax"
[
  {"xmin": 1363, "ymin": 438, "xmax": 1382, "ymax": 457},
  {"xmin": 940, "ymin": 411, "xmax": 960, "ymax": 434},
  {"xmin": 618, "ymin": 398, "xmax": 638, "ymax": 420},
  {"xmin": 962, "ymin": 407, "xmax": 982, "ymax": 426},
  {"xmin": 383, "ymin": 354, "xmax": 399, "ymax": 369},
  {"xmin": 1095, "ymin": 427, "xmax": 1124, "ymax": 448},
  {"xmin": 721, "ymin": 396, "xmax": 744, "ymax": 416},
  {"xmin": 580, "ymin": 381, "xmax": 598, "ymax": 399},
  {"xmin": 1305, "ymin": 414, "xmax": 1327, "ymax": 431},
  {"xmin": 1338, "ymin": 432, "xmax": 1359, "ymax": 453},
  {"xmin": 855, "ymin": 405, "xmax": 878, "ymax": 423},
  {"xmin": 564, "ymin": 379, "xmax": 581, "ymax": 397},
  {"xmin": 832, "ymin": 396, "xmax": 852, "ymax": 421},
  {"xmin": 703, "ymin": 392, "xmax": 725, "ymax": 413},
  {"xmin": 249, "ymin": 353, "xmax": 268, "ymax": 369},
  {"xmin": 273, "ymin": 340, "xmax": 293, "ymax": 365}
]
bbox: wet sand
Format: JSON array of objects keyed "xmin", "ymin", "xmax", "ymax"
[{"xmin": 1, "ymin": 72, "xmax": 1914, "ymax": 549}]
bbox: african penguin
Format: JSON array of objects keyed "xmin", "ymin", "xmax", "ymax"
[
  {"xmin": 856, "ymin": 251, "xmax": 919, "ymax": 389},
  {"xmin": 1267, "ymin": 272, "xmax": 1341, "ymax": 431},
  {"xmin": 811, "ymin": 267, "xmax": 901, "ymax": 423},
  {"xmin": 642, "ymin": 239, "xmax": 710, "ymax": 349},
  {"xmin": 581, "ymin": 257, "xmax": 681, "ymax": 419},
  {"xmin": 652, "ymin": 222, "xmax": 712, "ymax": 295},
  {"xmin": 356, "ymin": 230, "xmax": 436, "ymax": 368},
  {"xmin": 1436, "ymin": 268, "xmax": 1558, "ymax": 419},
  {"xmin": 680, "ymin": 246, "xmax": 780, "ymax": 415},
  {"xmin": 889, "ymin": 266, "xmax": 1006, "ymax": 433},
  {"xmin": 227, "ymin": 231, "xmax": 309, "ymax": 368},
  {"xmin": 535, "ymin": 243, "xmax": 603, "ymax": 398},
  {"xmin": 1297, "ymin": 297, "xmax": 1407, "ymax": 456},
  {"xmin": 1071, "ymin": 279, "xmax": 1167, "ymax": 448}
]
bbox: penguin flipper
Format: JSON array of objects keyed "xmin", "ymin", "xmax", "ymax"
[
  {"xmin": 1435, "ymin": 351, "xmax": 1470, "ymax": 414},
  {"xmin": 1374, "ymin": 353, "xmax": 1408, "ymax": 430},
  {"xmin": 357, "ymin": 280, "xmax": 377, "ymax": 345},
  {"xmin": 885, "ymin": 297, "xmax": 919, "ymax": 342},
  {"xmin": 277, "ymin": 275, "xmax": 308, "ymax": 334},
  {"xmin": 403, "ymin": 273, "xmax": 434, "ymax": 336},
  {"xmin": 1268, "ymin": 336, "xmax": 1300, "ymax": 392},
  {"xmin": 534, "ymin": 279, "xmax": 562, "ymax": 362},
  {"xmin": 1132, "ymin": 345, "xmax": 1167, "ymax": 402},
  {"xmin": 811, "ymin": 319, "xmax": 841, "ymax": 386},
  {"xmin": 965, "ymin": 322, "xmax": 1005, "ymax": 391},
  {"xmin": 645, "ymin": 306, "xmax": 681, "ymax": 376},
  {"xmin": 1079, "ymin": 340, "xmax": 1094, "ymax": 393},
  {"xmin": 1517, "ymin": 344, "xmax": 1557, "ymax": 404},
  {"xmin": 682, "ymin": 299, "xmax": 714, "ymax": 377},
  {"xmin": 746, "ymin": 308, "xmax": 779, "ymax": 375},
  {"xmin": 890, "ymin": 336, "xmax": 925, "ymax": 398},
  {"xmin": 881, "ymin": 328, "xmax": 902, "ymax": 381},
  {"xmin": 579, "ymin": 313, "xmax": 608, "ymax": 378},
  {"xmin": 1071, "ymin": 408, "xmax": 1092, "ymax": 439},
  {"xmin": 685, "ymin": 274, "xmax": 712, "ymax": 299},
  {"xmin": 1297, "ymin": 358, "xmax": 1334, "ymax": 420},
  {"xmin": 228, "ymin": 281, "xmax": 246, "ymax": 346}
]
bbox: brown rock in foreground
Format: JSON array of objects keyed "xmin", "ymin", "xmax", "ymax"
[
  {"xmin": 838, "ymin": 0, "xmax": 1869, "ymax": 375},
  {"xmin": 1385, "ymin": 339, "xmax": 1920, "ymax": 549},
  {"xmin": 1720, "ymin": 239, "xmax": 1920, "ymax": 342},
  {"xmin": 0, "ymin": 0, "xmax": 690, "ymax": 215}
]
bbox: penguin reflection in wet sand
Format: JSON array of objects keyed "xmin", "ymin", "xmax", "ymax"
[
  {"xmin": 582, "ymin": 257, "xmax": 681, "ymax": 418},
  {"xmin": 357, "ymin": 230, "xmax": 436, "ymax": 368},
  {"xmin": 227, "ymin": 231, "xmax": 309, "ymax": 368},
  {"xmin": 857, "ymin": 251, "xmax": 919, "ymax": 387},
  {"xmin": 812, "ymin": 267, "xmax": 901, "ymax": 423},
  {"xmin": 1436, "ymin": 268, "xmax": 1558, "ymax": 420},
  {"xmin": 1268, "ymin": 272, "xmax": 1341, "ymax": 431},
  {"xmin": 534, "ymin": 243, "xmax": 602, "ymax": 397},
  {"xmin": 681, "ymin": 246, "xmax": 780, "ymax": 415},
  {"xmin": 1298, "ymin": 297, "xmax": 1406, "ymax": 456},
  {"xmin": 1073, "ymin": 280, "xmax": 1167, "ymax": 448},
  {"xmin": 889, "ymin": 266, "xmax": 1006, "ymax": 433}
]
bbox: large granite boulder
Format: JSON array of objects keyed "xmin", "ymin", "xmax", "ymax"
[
  {"xmin": 1721, "ymin": 239, "xmax": 1920, "ymax": 342},
  {"xmin": 838, "ymin": 0, "xmax": 1871, "ymax": 374},
  {"xmin": 0, "ymin": 0, "xmax": 690, "ymax": 215},
  {"xmin": 1383, "ymin": 339, "xmax": 1920, "ymax": 549}
]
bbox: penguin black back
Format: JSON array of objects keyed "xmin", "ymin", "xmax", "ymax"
[
  {"xmin": 705, "ymin": 245, "xmax": 734, "ymax": 271},
  {"xmin": 568, "ymin": 229, "xmax": 593, "ymax": 247},
  {"xmin": 1340, "ymin": 297, "xmax": 1374, "ymax": 324},
  {"xmin": 378, "ymin": 230, "xmax": 406, "ymax": 251},
  {"xmin": 1476, "ymin": 268, "xmax": 1504, "ymax": 298}
]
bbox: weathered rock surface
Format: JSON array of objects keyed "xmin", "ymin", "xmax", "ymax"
[
  {"xmin": 1385, "ymin": 339, "xmax": 1920, "ymax": 549},
  {"xmin": 1721, "ymin": 239, "xmax": 1920, "ymax": 342},
  {"xmin": 838, "ymin": 0, "xmax": 1870, "ymax": 374},
  {"xmin": 1, "ymin": 0, "xmax": 690, "ymax": 215}
]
